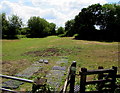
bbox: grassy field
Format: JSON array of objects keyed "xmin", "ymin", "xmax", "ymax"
[{"xmin": 2, "ymin": 36, "xmax": 119, "ymax": 91}]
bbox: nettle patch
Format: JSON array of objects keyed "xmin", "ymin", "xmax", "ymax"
[{"xmin": 24, "ymin": 47, "xmax": 81, "ymax": 57}]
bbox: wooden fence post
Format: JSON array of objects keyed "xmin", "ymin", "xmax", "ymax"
[
  {"xmin": 80, "ymin": 68, "xmax": 87, "ymax": 93},
  {"xmin": 97, "ymin": 66, "xmax": 104, "ymax": 91},
  {"xmin": 69, "ymin": 61, "xmax": 76, "ymax": 93},
  {"xmin": 111, "ymin": 66, "xmax": 117, "ymax": 92}
]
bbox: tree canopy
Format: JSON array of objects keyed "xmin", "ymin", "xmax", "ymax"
[
  {"xmin": 64, "ymin": 3, "xmax": 120, "ymax": 41},
  {"xmin": 1, "ymin": 13, "xmax": 22, "ymax": 39},
  {"xmin": 1, "ymin": 14, "xmax": 56, "ymax": 39},
  {"xmin": 65, "ymin": 19, "xmax": 75, "ymax": 37},
  {"xmin": 27, "ymin": 16, "xmax": 56, "ymax": 38},
  {"xmin": 1, "ymin": 3, "xmax": 120, "ymax": 41}
]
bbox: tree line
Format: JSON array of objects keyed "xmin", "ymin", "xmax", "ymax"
[
  {"xmin": 1, "ymin": 3, "xmax": 120, "ymax": 41},
  {"xmin": 1, "ymin": 13, "xmax": 58, "ymax": 39},
  {"xmin": 64, "ymin": 4, "xmax": 120, "ymax": 41}
]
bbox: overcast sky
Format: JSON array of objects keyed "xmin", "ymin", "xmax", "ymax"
[{"xmin": 0, "ymin": 0, "xmax": 119, "ymax": 27}]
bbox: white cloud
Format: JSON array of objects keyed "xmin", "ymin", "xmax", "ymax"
[
  {"xmin": 0, "ymin": 1, "xmax": 44, "ymax": 25},
  {"xmin": 0, "ymin": 0, "xmax": 107, "ymax": 27}
]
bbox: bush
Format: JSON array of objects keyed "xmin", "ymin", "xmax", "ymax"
[
  {"xmin": 17, "ymin": 35, "xmax": 26, "ymax": 39},
  {"xmin": 74, "ymin": 34, "xmax": 79, "ymax": 39}
]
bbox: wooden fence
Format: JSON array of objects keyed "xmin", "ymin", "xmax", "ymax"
[
  {"xmin": 79, "ymin": 66, "xmax": 119, "ymax": 93},
  {"xmin": 61, "ymin": 63, "xmax": 120, "ymax": 93},
  {"xmin": 61, "ymin": 61, "xmax": 76, "ymax": 93},
  {"xmin": 1, "ymin": 62, "xmax": 120, "ymax": 93}
]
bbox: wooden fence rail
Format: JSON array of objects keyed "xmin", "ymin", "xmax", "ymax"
[
  {"xmin": 0, "ymin": 74, "xmax": 33, "ymax": 83},
  {"xmin": 0, "ymin": 74, "xmax": 47, "ymax": 93},
  {"xmin": 1, "ymin": 88, "xmax": 17, "ymax": 93},
  {"xmin": 79, "ymin": 66, "xmax": 119, "ymax": 93},
  {"xmin": 0, "ymin": 74, "xmax": 34, "ymax": 92},
  {"xmin": 61, "ymin": 64, "xmax": 120, "ymax": 93}
]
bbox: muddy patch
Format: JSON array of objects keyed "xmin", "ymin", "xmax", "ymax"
[
  {"xmin": 2, "ymin": 59, "xmax": 31, "ymax": 76},
  {"xmin": 24, "ymin": 47, "xmax": 81, "ymax": 57}
]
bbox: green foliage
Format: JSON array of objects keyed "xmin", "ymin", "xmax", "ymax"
[
  {"xmin": 1, "ymin": 13, "xmax": 56, "ymax": 39},
  {"xmin": 27, "ymin": 16, "xmax": 47, "ymax": 37},
  {"xmin": 74, "ymin": 34, "xmax": 79, "ymax": 39},
  {"xmin": 56, "ymin": 27, "xmax": 65, "ymax": 35},
  {"xmin": 8, "ymin": 15, "xmax": 22, "ymax": 29},
  {"xmin": 17, "ymin": 35, "xmax": 26, "ymax": 39},
  {"xmin": 1, "ymin": 3, "xmax": 120, "ymax": 40},
  {"xmin": 8, "ymin": 14, "xmax": 22, "ymax": 39},
  {"xmin": 1, "ymin": 13, "xmax": 9, "ymax": 38},
  {"xmin": 49, "ymin": 23, "xmax": 56, "ymax": 35},
  {"xmin": 65, "ymin": 19, "xmax": 75, "ymax": 37},
  {"xmin": 64, "ymin": 3, "xmax": 120, "ymax": 41},
  {"xmin": 58, "ymin": 33, "xmax": 66, "ymax": 37},
  {"xmin": 1, "ymin": 13, "xmax": 23, "ymax": 39},
  {"xmin": 20, "ymin": 27, "xmax": 29, "ymax": 35},
  {"xmin": 33, "ymin": 84, "xmax": 55, "ymax": 93},
  {"xmin": 86, "ymin": 85, "xmax": 97, "ymax": 91},
  {"xmin": 27, "ymin": 16, "xmax": 56, "ymax": 38}
]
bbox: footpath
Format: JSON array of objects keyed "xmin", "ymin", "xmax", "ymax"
[
  {"xmin": 2, "ymin": 62, "xmax": 43, "ymax": 89},
  {"xmin": 2, "ymin": 57, "xmax": 68, "ymax": 91},
  {"xmin": 46, "ymin": 57, "xmax": 68, "ymax": 91}
]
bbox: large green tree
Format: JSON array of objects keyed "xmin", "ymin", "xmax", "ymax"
[
  {"xmin": 73, "ymin": 3, "xmax": 120, "ymax": 41},
  {"xmin": 1, "ymin": 14, "xmax": 23, "ymax": 39},
  {"xmin": 65, "ymin": 19, "xmax": 75, "ymax": 37},
  {"xmin": 27, "ymin": 16, "xmax": 56, "ymax": 38},
  {"xmin": 56, "ymin": 27, "xmax": 65, "ymax": 35},
  {"xmin": 1, "ymin": 13, "xmax": 9, "ymax": 38},
  {"xmin": 49, "ymin": 23, "xmax": 56, "ymax": 35},
  {"xmin": 74, "ymin": 6, "xmax": 96, "ymax": 40},
  {"xmin": 101, "ymin": 4, "xmax": 120, "ymax": 41},
  {"xmin": 8, "ymin": 14, "xmax": 22, "ymax": 39}
]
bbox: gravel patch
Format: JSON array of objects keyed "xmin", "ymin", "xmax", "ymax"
[
  {"xmin": 46, "ymin": 56, "xmax": 68, "ymax": 91},
  {"xmin": 46, "ymin": 70, "xmax": 65, "ymax": 91}
]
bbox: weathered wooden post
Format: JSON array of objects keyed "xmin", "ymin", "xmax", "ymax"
[
  {"xmin": 69, "ymin": 61, "xmax": 76, "ymax": 93},
  {"xmin": 97, "ymin": 66, "xmax": 104, "ymax": 91},
  {"xmin": 80, "ymin": 67, "xmax": 87, "ymax": 93},
  {"xmin": 111, "ymin": 66, "xmax": 117, "ymax": 92}
]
